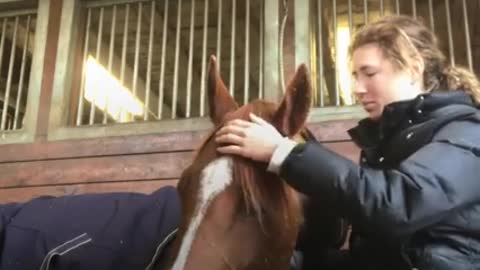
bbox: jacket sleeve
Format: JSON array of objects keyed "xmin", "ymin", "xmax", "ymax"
[{"xmin": 280, "ymin": 140, "xmax": 480, "ymax": 239}]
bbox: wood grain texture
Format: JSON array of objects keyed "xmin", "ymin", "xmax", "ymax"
[
  {"xmin": 35, "ymin": 0, "xmax": 63, "ymax": 141},
  {"xmin": 0, "ymin": 141, "xmax": 358, "ymax": 188},
  {"xmin": 0, "ymin": 179, "xmax": 178, "ymax": 203},
  {"xmin": 0, "ymin": 121, "xmax": 356, "ymax": 163},
  {"xmin": 0, "ymin": 152, "xmax": 192, "ymax": 188}
]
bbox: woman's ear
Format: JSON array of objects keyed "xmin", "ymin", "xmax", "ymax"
[{"xmin": 410, "ymin": 56, "xmax": 425, "ymax": 86}]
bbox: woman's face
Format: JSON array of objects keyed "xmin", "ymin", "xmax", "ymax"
[{"xmin": 351, "ymin": 43, "xmax": 424, "ymax": 120}]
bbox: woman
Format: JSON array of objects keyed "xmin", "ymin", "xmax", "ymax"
[{"xmin": 216, "ymin": 15, "xmax": 480, "ymax": 270}]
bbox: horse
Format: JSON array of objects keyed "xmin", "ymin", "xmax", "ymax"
[{"xmin": 160, "ymin": 55, "xmax": 343, "ymax": 270}]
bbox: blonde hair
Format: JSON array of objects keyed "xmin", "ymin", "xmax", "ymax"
[{"xmin": 349, "ymin": 15, "xmax": 480, "ymax": 104}]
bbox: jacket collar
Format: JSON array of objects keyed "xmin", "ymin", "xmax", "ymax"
[{"xmin": 348, "ymin": 91, "xmax": 476, "ymax": 149}]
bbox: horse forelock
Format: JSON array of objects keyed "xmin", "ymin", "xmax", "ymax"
[{"xmin": 219, "ymin": 101, "xmax": 303, "ymax": 232}]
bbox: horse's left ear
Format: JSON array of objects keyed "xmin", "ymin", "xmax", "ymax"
[
  {"xmin": 272, "ymin": 64, "xmax": 312, "ymax": 137},
  {"xmin": 208, "ymin": 55, "xmax": 238, "ymax": 125}
]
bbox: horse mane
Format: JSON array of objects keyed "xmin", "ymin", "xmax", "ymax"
[{"xmin": 190, "ymin": 100, "xmax": 306, "ymax": 235}]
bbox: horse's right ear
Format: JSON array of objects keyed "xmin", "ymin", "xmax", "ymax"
[
  {"xmin": 272, "ymin": 64, "xmax": 312, "ymax": 137},
  {"xmin": 208, "ymin": 55, "xmax": 238, "ymax": 125}
]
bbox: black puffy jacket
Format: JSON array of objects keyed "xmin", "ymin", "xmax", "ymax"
[{"xmin": 281, "ymin": 91, "xmax": 480, "ymax": 270}]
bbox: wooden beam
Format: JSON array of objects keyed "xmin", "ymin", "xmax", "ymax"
[
  {"xmin": 0, "ymin": 118, "xmax": 359, "ymax": 163},
  {"xmin": 0, "ymin": 0, "xmax": 38, "ymax": 12},
  {"xmin": 0, "ymin": 132, "xmax": 359, "ymax": 205},
  {"xmin": 0, "ymin": 179, "xmax": 178, "ymax": 203},
  {"xmin": 0, "ymin": 129, "xmax": 206, "ymax": 162},
  {"xmin": 0, "ymin": 151, "xmax": 192, "ymax": 188},
  {"xmin": 34, "ymin": 0, "xmax": 62, "ymax": 140}
]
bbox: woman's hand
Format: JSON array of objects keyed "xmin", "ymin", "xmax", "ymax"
[{"xmin": 215, "ymin": 113, "xmax": 284, "ymax": 162}]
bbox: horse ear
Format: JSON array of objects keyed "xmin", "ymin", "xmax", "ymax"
[
  {"xmin": 272, "ymin": 64, "xmax": 312, "ymax": 137},
  {"xmin": 208, "ymin": 55, "xmax": 238, "ymax": 125}
]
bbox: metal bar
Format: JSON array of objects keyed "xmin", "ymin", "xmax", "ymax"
[
  {"xmin": 462, "ymin": 0, "xmax": 473, "ymax": 71},
  {"xmin": 0, "ymin": 9, "xmax": 36, "ymax": 18},
  {"xmin": 229, "ymin": 0, "xmax": 237, "ymax": 96},
  {"xmin": 258, "ymin": 0, "xmax": 264, "ymax": 99},
  {"xmin": 380, "ymin": 0, "xmax": 384, "ymax": 17},
  {"xmin": 186, "ymin": 0, "xmax": 195, "ymax": 118},
  {"xmin": 280, "ymin": 0, "xmax": 287, "ymax": 92},
  {"xmin": 9, "ymin": 115, "xmax": 13, "ymax": 131},
  {"xmin": 318, "ymin": 0, "xmax": 324, "ymax": 107},
  {"xmin": 333, "ymin": 0, "xmax": 339, "ymax": 106},
  {"xmin": 107, "ymin": 6, "xmax": 116, "ymax": 74},
  {"xmin": 216, "ymin": 0, "xmax": 222, "ymax": 70},
  {"xmin": 263, "ymin": 0, "xmax": 279, "ymax": 102},
  {"xmin": 309, "ymin": 11, "xmax": 317, "ymax": 105},
  {"xmin": 347, "ymin": 0, "xmax": 353, "ymax": 106},
  {"xmin": 445, "ymin": 0, "xmax": 455, "ymax": 66},
  {"xmin": 2, "ymin": 16, "xmax": 19, "ymax": 131},
  {"xmin": 76, "ymin": 8, "xmax": 91, "ymax": 126},
  {"xmin": 104, "ymin": 4, "xmax": 117, "ymax": 124},
  {"xmin": 89, "ymin": 7, "xmax": 104, "ymax": 125},
  {"xmin": 85, "ymin": 0, "xmax": 150, "ymax": 8},
  {"xmin": 144, "ymin": 1, "xmax": 155, "ymax": 120},
  {"xmin": 293, "ymin": 0, "xmax": 309, "ymax": 85},
  {"xmin": 363, "ymin": 0, "xmax": 368, "ymax": 24},
  {"xmin": 412, "ymin": 0, "xmax": 417, "ymax": 18},
  {"xmin": 96, "ymin": 7, "xmax": 105, "ymax": 60},
  {"xmin": 120, "ymin": 4, "xmax": 129, "ymax": 84},
  {"xmin": 244, "ymin": 0, "xmax": 250, "ymax": 104},
  {"xmin": 172, "ymin": 0, "xmax": 182, "ymax": 119},
  {"xmin": 428, "ymin": 0, "xmax": 435, "ymax": 31},
  {"xmin": 348, "ymin": 0, "xmax": 352, "ymax": 34},
  {"xmin": 396, "ymin": 0, "xmax": 400, "ymax": 15},
  {"xmin": 200, "ymin": 0, "xmax": 209, "ymax": 116},
  {"xmin": 0, "ymin": 18, "xmax": 7, "ymax": 94},
  {"xmin": 14, "ymin": 15, "xmax": 31, "ymax": 129},
  {"xmin": 158, "ymin": 0, "xmax": 169, "ymax": 119},
  {"xmin": 118, "ymin": 4, "xmax": 130, "ymax": 122},
  {"xmin": 132, "ymin": 2, "xmax": 142, "ymax": 99}
]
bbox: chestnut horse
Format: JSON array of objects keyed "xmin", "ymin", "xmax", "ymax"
[{"xmin": 163, "ymin": 56, "xmax": 315, "ymax": 270}]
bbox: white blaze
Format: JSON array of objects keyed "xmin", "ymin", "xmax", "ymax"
[{"xmin": 171, "ymin": 157, "xmax": 233, "ymax": 270}]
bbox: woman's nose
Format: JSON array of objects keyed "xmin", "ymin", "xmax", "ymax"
[{"xmin": 353, "ymin": 81, "xmax": 367, "ymax": 95}]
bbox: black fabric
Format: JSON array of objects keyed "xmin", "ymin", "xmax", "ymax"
[
  {"xmin": 280, "ymin": 91, "xmax": 480, "ymax": 269},
  {"xmin": 294, "ymin": 196, "xmax": 349, "ymax": 270},
  {"xmin": 293, "ymin": 129, "xmax": 350, "ymax": 270},
  {"xmin": 0, "ymin": 186, "xmax": 180, "ymax": 270}
]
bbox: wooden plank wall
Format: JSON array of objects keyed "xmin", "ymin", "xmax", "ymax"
[{"xmin": 0, "ymin": 121, "xmax": 360, "ymax": 204}]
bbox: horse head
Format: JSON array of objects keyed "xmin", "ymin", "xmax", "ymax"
[{"xmin": 165, "ymin": 55, "xmax": 313, "ymax": 270}]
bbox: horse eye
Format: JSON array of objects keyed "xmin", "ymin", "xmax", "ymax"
[
  {"xmin": 234, "ymin": 212, "xmax": 255, "ymax": 224},
  {"xmin": 237, "ymin": 205, "xmax": 264, "ymax": 220}
]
